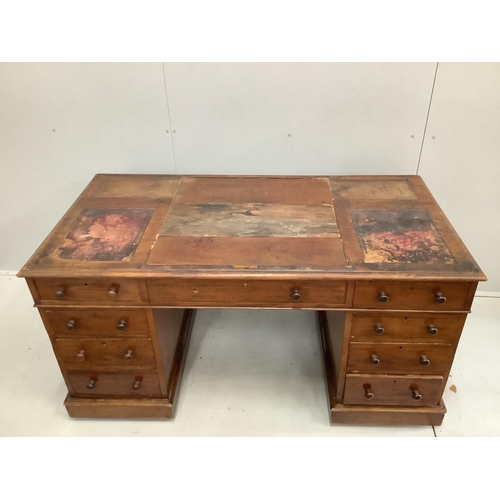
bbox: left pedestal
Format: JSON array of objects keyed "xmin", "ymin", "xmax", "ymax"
[{"xmin": 37, "ymin": 304, "xmax": 196, "ymax": 420}]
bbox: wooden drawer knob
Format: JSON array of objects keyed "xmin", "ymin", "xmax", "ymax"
[
  {"xmin": 87, "ymin": 379, "xmax": 96, "ymax": 390},
  {"xmin": 291, "ymin": 289, "xmax": 301, "ymax": 301},
  {"xmin": 419, "ymin": 355, "xmax": 431, "ymax": 366},
  {"xmin": 55, "ymin": 287, "xmax": 65, "ymax": 299},
  {"xmin": 435, "ymin": 292, "xmax": 446, "ymax": 304},
  {"xmin": 370, "ymin": 354, "xmax": 380, "ymax": 365},
  {"xmin": 363, "ymin": 384, "xmax": 374, "ymax": 400},
  {"xmin": 124, "ymin": 350, "xmax": 134, "ymax": 361},
  {"xmin": 75, "ymin": 349, "xmax": 86, "ymax": 361},
  {"xmin": 412, "ymin": 389, "xmax": 422, "ymax": 401},
  {"xmin": 117, "ymin": 319, "xmax": 128, "ymax": 331},
  {"xmin": 427, "ymin": 325, "xmax": 438, "ymax": 336},
  {"xmin": 108, "ymin": 285, "xmax": 119, "ymax": 298},
  {"xmin": 132, "ymin": 380, "xmax": 141, "ymax": 390},
  {"xmin": 378, "ymin": 291, "xmax": 389, "ymax": 303},
  {"xmin": 374, "ymin": 323, "xmax": 385, "ymax": 335},
  {"xmin": 66, "ymin": 319, "xmax": 76, "ymax": 331}
]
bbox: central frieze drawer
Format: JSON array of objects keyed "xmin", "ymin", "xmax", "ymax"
[
  {"xmin": 353, "ymin": 281, "xmax": 471, "ymax": 311},
  {"xmin": 55, "ymin": 338, "xmax": 156, "ymax": 369},
  {"xmin": 347, "ymin": 342, "xmax": 453, "ymax": 374},
  {"xmin": 147, "ymin": 279, "xmax": 348, "ymax": 307}
]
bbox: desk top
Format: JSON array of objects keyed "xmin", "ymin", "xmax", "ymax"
[{"xmin": 18, "ymin": 174, "xmax": 486, "ymax": 281}]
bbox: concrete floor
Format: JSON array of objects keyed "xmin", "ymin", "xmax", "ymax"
[{"xmin": 1, "ymin": 273, "xmax": 499, "ymax": 437}]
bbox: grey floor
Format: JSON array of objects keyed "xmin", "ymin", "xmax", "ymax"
[{"xmin": 1, "ymin": 274, "xmax": 499, "ymax": 437}]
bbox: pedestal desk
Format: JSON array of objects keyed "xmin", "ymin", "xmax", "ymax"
[{"xmin": 18, "ymin": 174, "xmax": 486, "ymax": 426}]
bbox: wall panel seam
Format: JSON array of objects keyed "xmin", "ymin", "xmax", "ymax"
[
  {"xmin": 162, "ymin": 62, "xmax": 177, "ymax": 174},
  {"xmin": 416, "ymin": 62, "xmax": 439, "ymax": 175}
]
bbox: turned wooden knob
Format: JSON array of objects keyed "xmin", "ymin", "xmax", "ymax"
[
  {"xmin": 412, "ymin": 389, "xmax": 422, "ymax": 401},
  {"xmin": 435, "ymin": 292, "xmax": 446, "ymax": 304},
  {"xmin": 87, "ymin": 379, "xmax": 96, "ymax": 390},
  {"xmin": 419, "ymin": 355, "xmax": 431, "ymax": 366},
  {"xmin": 76, "ymin": 350, "xmax": 86, "ymax": 361},
  {"xmin": 427, "ymin": 324, "xmax": 438, "ymax": 336},
  {"xmin": 370, "ymin": 354, "xmax": 380, "ymax": 365},
  {"xmin": 107, "ymin": 285, "xmax": 119, "ymax": 298},
  {"xmin": 374, "ymin": 323, "xmax": 385, "ymax": 335},
  {"xmin": 66, "ymin": 319, "xmax": 76, "ymax": 331},
  {"xmin": 132, "ymin": 380, "xmax": 141, "ymax": 390},
  {"xmin": 363, "ymin": 384, "xmax": 374, "ymax": 400},
  {"xmin": 378, "ymin": 291, "xmax": 389, "ymax": 303},
  {"xmin": 55, "ymin": 287, "xmax": 65, "ymax": 299},
  {"xmin": 124, "ymin": 350, "xmax": 134, "ymax": 361},
  {"xmin": 291, "ymin": 289, "xmax": 301, "ymax": 301},
  {"xmin": 117, "ymin": 319, "xmax": 128, "ymax": 331}
]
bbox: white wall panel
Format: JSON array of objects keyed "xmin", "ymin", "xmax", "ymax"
[
  {"xmin": 418, "ymin": 63, "xmax": 500, "ymax": 293},
  {"xmin": 163, "ymin": 62, "xmax": 436, "ymax": 175},
  {"xmin": 0, "ymin": 63, "xmax": 174, "ymax": 271}
]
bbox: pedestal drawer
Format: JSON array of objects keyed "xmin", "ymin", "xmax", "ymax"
[
  {"xmin": 353, "ymin": 281, "xmax": 471, "ymax": 311},
  {"xmin": 67, "ymin": 371, "xmax": 162, "ymax": 397},
  {"xmin": 347, "ymin": 342, "xmax": 453, "ymax": 375},
  {"xmin": 343, "ymin": 374, "xmax": 443, "ymax": 406},
  {"xmin": 45, "ymin": 309, "xmax": 150, "ymax": 338},
  {"xmin": 55, "ymin": 338, "xmax": 156, "ymax": 369},
  {"xmin": 350, "ymin": 312, "xmax": 464, "ymax": 343}
]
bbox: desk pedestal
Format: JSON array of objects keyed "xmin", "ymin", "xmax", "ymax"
[{"xmin": 63, "ymin": 310, "xmax": 196, "ymax": 419}]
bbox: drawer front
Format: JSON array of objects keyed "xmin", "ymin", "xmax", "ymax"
[
  {"xmin": 343, "ymin": 374, "xmax": 443, "ymax": 406},
  {"xmin": 55, "ymin": 339, "xmax": 156, "ymax": 370},
  {"xmin": 45, "ymin": 309, "xmax": 150, "ymax": 338},
  {"xmin": 347, "ymin": 342, "xmax": 453, "ymax": 375},
  {"xmin": 353, "ymin": 281, "xmax": 470, "ymax": 311},
  {"xmin": 35, "ymin": 279, "xmax": 142, "ymax": 303},
  {"xmin": 147, "ymin": 279, "xmax": 348, "ymax": 308},
  {"xmin": 350, "ymin": 312, "xmax": 464, "ymax": 343},
  {"xmin": 67, "ymin": 371, "xmax": 162, "ymax": 397}
]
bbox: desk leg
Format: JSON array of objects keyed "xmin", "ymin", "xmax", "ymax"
[
  {"xmin": 317, "ymin": 311, "xmax": 446, "ymax": 426},
  {"xmin": 64, "ymin": 309, "xmax": 196, "ymax": 419}
]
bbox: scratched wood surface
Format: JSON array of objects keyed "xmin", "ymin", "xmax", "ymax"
[
  {"xmin": 330, "ymin": 178, "xmax": 418, "ymax": 200},
  {"xmin": 94, "ymin": 175, "xmax": 180, "ymax": 199},
  {"xmin": 174, "ymin": 176, "xmax": 333, "ymax": 205},
  {"xmin": 17, "ymin": 174, "xmax": 486, "ymax": 280},
  {"xmin": 147, "ymin": 236, "xmax": 346, "ymax": 268}
]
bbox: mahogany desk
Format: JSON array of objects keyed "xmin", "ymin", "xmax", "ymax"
[{"xmin": 18, "ymin": 175, "xmax": 486, "ymax": 425}]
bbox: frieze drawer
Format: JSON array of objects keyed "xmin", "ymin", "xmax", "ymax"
[
  {"xmin": 353, "ymin": 281, "xmax": 471, "ymax": 311},
  {"xmin": 34, "ymin": 279, "xmax": 142, "ymax": 303},
  {"xmin": 147, "ymin": 279, "xmax": 349, "ymax": 308}
]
